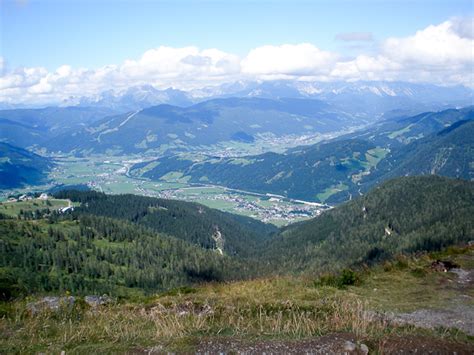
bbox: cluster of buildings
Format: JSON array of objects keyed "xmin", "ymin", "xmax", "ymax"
[{"xmin": 154, "ymin": 188, "xmax": 327, "ymax": 225}]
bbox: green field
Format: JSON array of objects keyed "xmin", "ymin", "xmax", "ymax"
[
  {"xmin": 316, "ymin": 183, "xmax": 348, "ymax": 202},
  {"xmin": 0, "ymin": 198, "xmax": 72, "ymax": 217}
]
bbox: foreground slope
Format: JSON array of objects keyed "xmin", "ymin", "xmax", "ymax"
[
  {"xmin": 264, "ymin": 176, "xmax": 474, "ymax": 274},
  {"xmin": 2, "ymin": 244, "xmax": 473, "ymax": 353}
]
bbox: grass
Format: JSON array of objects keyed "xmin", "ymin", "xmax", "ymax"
[
  {"xmin": 316, "ymin": 183, "xmax": 348, "ymax": 202},
  {"xmin": 388, "ymin": 124, "xmax": 414, "ymax": 139},
  {"xmin": 365, "ymin": 147, "xmax": 389, "ymax": 167},
  {"xmin": 0, "ymin": 280, "xmax": 385, "ymax": 353},
  {"xmin": 350, "ymin": 249, "xmax": 474, "ymax": 312},
  {"xmin": 1, "ymin": 247, "xmax": 472, "ymax": 353},
  {"xmin": 0, "ymin": 199, "xmax": 71, "ymax": 217}
]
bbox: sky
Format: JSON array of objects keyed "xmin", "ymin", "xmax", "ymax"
[{"xmin": 0, "ymin": 0, "xmax": 473, "ymax": 105}]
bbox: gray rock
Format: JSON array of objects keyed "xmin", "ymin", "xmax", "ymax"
[
  {"xmin": 360, "ymin": 343, "xmax": 369, "ymax": 354},
  {"xmin": 84, "ymin": 295, "xmax": 112, "ymax": 307},
  {"xmin": 27, "ymin": 296, "xmax": 75, "ymax": 315},
  {"xmin": 344, "ymin": 340, "xmax": 357, "ymax": 352}
]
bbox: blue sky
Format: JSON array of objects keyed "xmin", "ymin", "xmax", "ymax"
[{"xmin": 2, "ymin": 0, "xmax": 472, "ymax": 69}]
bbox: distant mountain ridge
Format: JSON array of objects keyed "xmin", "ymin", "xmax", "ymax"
[
  {"xmin": 0, "ymin": 106, "xmax": 116, "ymax": 149},
  {"xmin": 70, "ymin": 80, "xmax": 473, "ymax": 115},
  {"xmin": 132, "ymin": 107, "xmax": 474, "ymax": 203},
  {"xmin": 43, "ymin": 97, "xmax": 359, "ymax": 154}
]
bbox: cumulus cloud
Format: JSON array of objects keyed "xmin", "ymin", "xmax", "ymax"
[
  {"xmin": 383, "ymin": 20, "xmax": 472, "ymax": 66},
  {"xmin": 0, "ymin": 18, "xmax": 473, "ymax": 105},
  {"xmin": 0, "ymin": 46, "xmax": 242, "ymax": 105},
  {"xmin": 450, "ymin": 16, "xmax": 474, "ymax": 39},
  {"xmin": 335, "ymin": 32, "xmax": 374, "ymax": 42},
  {"xmin": 241, "ymin": 43, "xmax": 337, "ymax": 77}
]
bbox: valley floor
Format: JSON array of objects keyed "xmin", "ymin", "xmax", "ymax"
[
  {"xmin": 1, "ymin": 246, "xmax": 473, "ymax": 354},
  {"xmin": 1, "ymin": 154, "xmax": 328, "ymax": 226}
]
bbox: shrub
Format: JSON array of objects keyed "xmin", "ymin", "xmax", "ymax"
[{"xmin": 314, "ymin": 269, "xmax": 360, "ymax": 289}]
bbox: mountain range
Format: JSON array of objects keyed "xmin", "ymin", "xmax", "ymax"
[
  {"xmin": 43, "ymin": 97, "xmax": 359, "ymax": 155},
  {"xmin": 132, "ymin": 107, "xmax": 474, "ymax": 203},
  {"xmin": 66, "ymin": 80, "xmax": 473, "ymax": 115}
]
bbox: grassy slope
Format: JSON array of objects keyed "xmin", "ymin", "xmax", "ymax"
[{"xmin": 0, "ymin": 199, "xmax": 70, "ymax": 217}]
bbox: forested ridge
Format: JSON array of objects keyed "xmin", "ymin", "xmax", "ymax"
[
  {"xmin": 262, "ymin": 176, "xmax": 474, "ymax": 274},
  {"xmin": 0, "ymin": 214, "xmax": 249, "ymax": 298},
  {"xmin": 53, "ymin": 190, "xmax": 277, "ymax": 256}
]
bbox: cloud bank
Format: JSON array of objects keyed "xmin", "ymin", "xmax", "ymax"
[{"xmin": 1, "ymin": 18, "xmax": 472, "ymax": 105}]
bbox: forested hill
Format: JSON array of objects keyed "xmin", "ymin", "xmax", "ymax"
[
  {"xmin": 53, "ymin": 190, "xmax": 277, "ymax": 257},
  {"xmin": 361, "ymin": 119, "xmax": 474, "ymax": 188},
  {"xmin": 0, "ymin": 143, "xmax": 52, "ymax": 189},
  {"xmin": 263, "ymin": 176, "xmax": 474, "ymax": 274},
  {"xmin": 0, "ymin": 215, "xmax": 247, "ymax": 297}
]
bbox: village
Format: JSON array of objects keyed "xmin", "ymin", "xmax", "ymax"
[{"xmin": 141, "ymin": 185, "xmax": 329, "ymax": 225}]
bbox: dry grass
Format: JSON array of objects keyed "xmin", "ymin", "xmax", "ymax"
[{"xmin": 1, "ymin": 278, "xmax": 388, "ymax": 353}]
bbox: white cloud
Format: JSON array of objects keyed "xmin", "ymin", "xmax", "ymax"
[
  {"xmin": 383, "ymin": 20, "xmax": 472, "ymax": 66},
  {"xmin": 330, "ymin": 18, "xmax": 473, "ymax": 85},
  {"xmin": 450, "ymin": 16, "xmax": 474, "ymax": 39},
  {"xmin": 0, "ymin": 18, "xmax": 473, "ymax": 105},
  {"xmin": 241, "ymin": 43, "xmax": 337, "ymax": 77}
]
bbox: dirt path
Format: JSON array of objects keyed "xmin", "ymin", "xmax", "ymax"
[
  {"xmin": 195, "ymin": 333, "xmax": 365, "ymax": 354},
  {"xmin": 191, "ymin": 333, "xmax": 474, "ymax": 354},
  {"xmin": 382, "ymin": 268, "xmax": 474, "ymax": 336}
]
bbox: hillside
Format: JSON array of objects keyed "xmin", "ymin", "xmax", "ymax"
[
  {"xmin": 0, "ymin": 106, "xmax": 114, "ymax": 149},
  {"xmin": 132, "ymin": 107, "xmax": 473, "ymax": 203},
  {"xmin": 362, "ymin": 119, "xmax": 474, "ymax": 188},
  {"xmin": 1, "ymin": 176, "xmax": 472, "ymax": 297},
  {"xmin": 0, "ymin": 215, "xmax": 245, "ymax": 297},
  {"xmin": 43, "ymin": 98, "xmax": 360, "ymax": 154},
  {"xmin": 344, "ymin": 106, "xmax": 474, "ymax": 148},
  {"xmin": 135, "ymin": 139, "xmax": 380, "ymax": 203},
  {"xmin": 263, "ymin": 176, "xmax": 474, "ymax": 274},
  {"xmin": 2, "ymin": 242, "xmax": 473, "ymax": 353},
  {"xmin": 0, "ymin": 143, "xmax": 52, "ymax": 189}
]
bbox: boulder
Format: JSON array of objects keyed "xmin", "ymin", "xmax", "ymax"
[
  {"xmin": 27, "ymin": 296, "xmax": 75, "ymax": 315},
  {"xmin": 84, "ymin": 295, "xmax": 113, "ymax": 307}
]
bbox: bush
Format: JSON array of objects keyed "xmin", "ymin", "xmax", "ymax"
[
  {"xmin": 314, "ymin": 269, "xmax": 360, "ymax": 289},
  {"xmin": 339, "ymin": 269, "xmax": 358, "ymax": 286}
]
